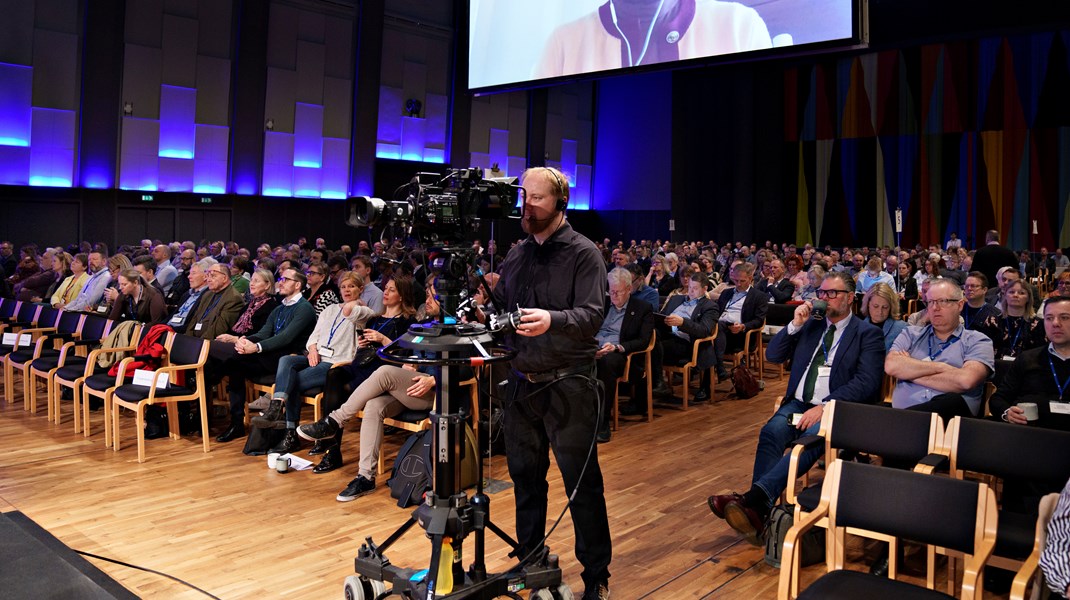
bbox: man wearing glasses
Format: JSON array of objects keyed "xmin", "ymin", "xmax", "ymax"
[
  {"xmin": 961, "ymin": 272, "xmax": 1000, "ymax": 330},
  {"xmin": 185, "ymin": 263, "xmax": 245, "ymax": 340},
  {"xmin": 707, "ymin": 271, "xmax": 885, "ymax": 545},
  {"xmin": 886, "ymin": 278, "xmax": 994, "ymax": 420}
]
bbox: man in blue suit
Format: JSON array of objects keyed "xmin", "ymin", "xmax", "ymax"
[{"xmin": 706, "ymin": 271, "xmax": 885, "ymax": 545}]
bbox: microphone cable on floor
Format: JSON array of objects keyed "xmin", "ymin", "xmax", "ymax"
[{"xmin": 74, "ymin": 549, "xmax": 222, "ymax": 600}]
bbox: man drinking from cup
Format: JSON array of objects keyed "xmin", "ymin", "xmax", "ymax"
[
  {"xmin": 989, "ymin": 296, "xmax": 1070, "ymax": 431},
  {"xmin": 705, "ymin": 271, "xmax": 885, "ymax": 545}
]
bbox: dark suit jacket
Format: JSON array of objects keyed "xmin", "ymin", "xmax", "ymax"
[
  {"xmin": 603, "ymin": 296, "xmax": 654, "ymax": 354},
  {"xmin": 766, "ymin": 315, "xmax": 885, "ymax": 404},
  {"xmin": 716, "ymin": 287, "xmax": 769, "ymax": 332},
  {"xmin": 186, "ymin": 284, "xmax": 246, "ymax": 340},
  {"xmin": 659, "ymin": 294, "xmax": 719, "ymax": 369},
  {"xmin": 756, "ymin": 278, "xmax": 795, "ymax": 304}
]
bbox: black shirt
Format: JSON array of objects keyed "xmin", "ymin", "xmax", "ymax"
[
  {"xmin": 492, "ymin": 221, "xmax": 606, "ymax": 373},
  {"xmin": 989, "ymin": 346, "xmax": 1070, "ymax": 431}
]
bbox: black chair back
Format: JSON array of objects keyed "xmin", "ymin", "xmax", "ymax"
[
  {"xmin": 56, "ymin": 311, "xmax": 81, "ymax": 335},
  {"xmin": 828, "ymin": 401, "xmax": 935, "ymax": 464},
  {"xmin": 80, "ymin": 315, "xmax": 110, "ymax": 341},
  {"xmin": 0, "ymin": 299, "xmax": 15, "ymax": 320},
  {"xmin": 834, "ymin": 461, "xmax": 981, "ymax": 555},
  {"xmin": 34, "ymin": 306, "xmax": 61, "ymax": 328},
  {"xmin": 953, "ymin": 418, "xmax": 1070, "ymax": 483},
  {"xmin": 14, "ymin": 302, "xmax": 40, "ymax": 323},
  {"xmin": 168, "ymin": 334, "xmax": 205, "ymax": 366}
]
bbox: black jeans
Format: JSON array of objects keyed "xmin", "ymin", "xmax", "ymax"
[{"xmin": 504, "ymin": 367, "xmax": 612, "ymax": 589}]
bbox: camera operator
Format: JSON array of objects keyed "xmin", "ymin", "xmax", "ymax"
[{"xmin": 482, "ymin": 166, "xmax": 612, "ymax": 600}]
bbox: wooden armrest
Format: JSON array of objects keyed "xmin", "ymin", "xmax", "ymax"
[
  {"xmin": 785, "ymin": 435, "xmax": 826, "ymax": 504},
  {"xmin": 913, "ymin": 452, "xmax": 950, "ymax": 475}
]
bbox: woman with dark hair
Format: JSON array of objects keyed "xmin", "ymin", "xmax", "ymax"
[
  {"xmin": 105, "ymin": 268, "xmax": 168, "ymax": 324},
  {"xmin": 51, "ymin": 253, "xmax": 88, "ymax": 308},
  {"xmin": 303, "ymin": 263, "xmax": 340, "ymax": 316}
]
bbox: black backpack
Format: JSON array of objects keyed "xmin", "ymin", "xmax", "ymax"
[
  {"xmin": 764, "ymin": 503, "xmax": 825, "ymax": 568},
  {"xmin": 388, "ymin": 425, "xmax": 480, "ymax": 508}
]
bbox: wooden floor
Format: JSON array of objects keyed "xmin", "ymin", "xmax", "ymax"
[{"xmin": 0, "ymin": 371, "xmax": 1018, "ymax": 599}]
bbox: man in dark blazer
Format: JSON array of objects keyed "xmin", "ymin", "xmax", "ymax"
[
  {"xmin": 706, "ymin": 271, "xmax": 885, "ymax": 546},
  {"xmin": 185, "ymin": 262, "xmax": 246, "ymax": 340},
  {"xmin": 754, "ymin": 259, "xmax": 795, "ymax": 304},
  {"xmin": 714, "ymin": 262, "xmax": 769, "ymax": 380},
  {"xmin": 658, "ymin": 271, "xmax": 719, "ymax": 402},
  {"xmin": 594, "ymin": 268, "xmax": 654, "ymax": 442}
]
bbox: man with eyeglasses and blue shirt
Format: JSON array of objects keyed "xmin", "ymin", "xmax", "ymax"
[
  {"xmin": 886, "ymin": 278, "xmax": 994, "ymax": 420},
  {"xmin": 707, "ymin": 271, "xmax": 885, "ymax": 546}
]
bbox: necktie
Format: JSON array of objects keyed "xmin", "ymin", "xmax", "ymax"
[{"xmin": 802, "ymin": 324, "xmax": 836, "ymax": 403}]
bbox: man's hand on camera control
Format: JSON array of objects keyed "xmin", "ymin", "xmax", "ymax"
[{"xmin": 516, "ymin": 308, "xmax": 551, "ymax": 337}]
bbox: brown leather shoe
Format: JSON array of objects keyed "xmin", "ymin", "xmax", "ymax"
[
  {"xmin": 707, "ymin": 493, "xmax": 743, "ymax": 519},
  {"xmin": 724, "ymin": 501, "xmax": 766, "ymax": 546}
]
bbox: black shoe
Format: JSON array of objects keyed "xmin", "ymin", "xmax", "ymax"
[
  {"xmin": 694, "ymin": 388, "xmax": 711, "ymax": 403},
  {"xmin": 297, "ymin": 416, "xmax": 340, "ymax": 441},
  {"xmin": 270, "ymin": 428, "xmax": 302, "ymax": 454},
  {"xmin": 336, "ymin": 475, "xmax": 375, "ymax": 501},
  {"xmin": 250, "ymin": 399, "xmax": 283, "ymax": 428},
  {"xmin": 308, "ymin": 438, "xmax": 332, "ymax": 455},
  {"xmin": 215, "ymin": 422, "xmax": 245, "ymax": 443},
  {"xmin": 869, "ymin": 546, "xmax": 890, "ymax": 577},
  {"xmin": 144, "ymin": 422, "xmax": 168, "ymax": 439},
  {"xmin": 596, "ymin": 423, "xmax": 611, "ymax": 443},
  {"xmin": 582, "ymin": 581, "xmax": 610, "ymax": 600},
  {"xmin": 652, "ymin": 381, "xmax": 673, "ymax": 399},
  {"xmin": 313, "ymin": 444, "xmax": 343, "ymax": 473},
  {"xmin": 716, "ymin": 367, "xmax": 730, "ymax": 382}
]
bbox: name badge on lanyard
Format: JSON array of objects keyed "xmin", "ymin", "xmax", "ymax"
[
  {"xmin": 1051, "ymin": 403, "xmax": 1070, "ymax": 415},
  {"xmin": 318, "ymin": 346, "xmax": 335, "ymax": 358}
]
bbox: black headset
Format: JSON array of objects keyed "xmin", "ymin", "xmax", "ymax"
[{"xmin": 544, "ymin": 167, "xmax": 568, "ymax": 213}]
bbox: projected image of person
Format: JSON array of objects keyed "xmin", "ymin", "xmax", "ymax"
[{"xmin": 534, "ymin": 0, "xmax": 772, "ymax": 81}]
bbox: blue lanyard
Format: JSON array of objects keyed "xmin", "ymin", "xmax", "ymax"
[
  {"xmin": 820, "ymin": 326, "xmax": 842, "ymax": 365},
  {"xmin": 927, "ymin": 326, "xmax": 959, "ymax": 360},
  {"xmin": 1004, "ymin": 316, "xmax": 1024, "ymax": 354},
  {"xmin": 1049, "ymin": 354, "xmax": 1070, "ymax": 399},
  {"xmin": 197, "ymin": 293, "xmax": 223, "ymax": 323},
  {"xmin": 370, "ymin": 316, "xmax": 396, "ymax": 335},
  {"xmin": 326, "ymin": 309, "xmax": 347, "ymax": 347},
  {"xmin": 274, "ymin": 304, "xmax": 296, "ymax": 334}
]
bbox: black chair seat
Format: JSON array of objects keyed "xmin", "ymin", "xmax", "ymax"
[
  {"xmin": 56, "ymin": 363, "xmax": 104, "ymax": 382},
  {"xmin": 302, "ymin": 386, "xmax": 323, "ymax": 397},
  {"xmin": 393, "ymin": 409, "xmax": 431, "ymax": 424},
  {"xmin": 796, "ymin": 483, "xmax": 822, "ymax": 512},
  {"xmin": 248, "ymin": 373, "xmax": 275, "ymax": 386},
  {"xmin": 84, "ymin": 373, "xmax": 119, "ymax": 391},
  {"xmin": 799, "ymin": 569, "xmax": 954, "ymax": 600},
  {"xmin": 7, "ymin": 348, "xmax": 45, "ymax": 364},
  {"xmin": 994, "ymin": 509, "xmax": 1037, "ymax": 560},
  {"xmin": 0, "ymin": 344, "xmax": 16, "ymax": 357},
  {"xmin": 31, "ymin": 353, "xmax": 76, "ymax": 372},
  {"xmin": 112, "ymin": 384, "xmax": 195, "ymax": 403}
]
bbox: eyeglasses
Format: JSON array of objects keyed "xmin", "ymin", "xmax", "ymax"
[
  {"xmin": 962, "ymin": 284, "xmax": 986, "ymax": 290},
  {"xmin": 1058, "ymin": 281, "xmax": 1070, "ymax": 288},
  {"xmin": 927, "ymin": 298, "xmax": 962, "ymax": 308},
  {"xmin": 815, "ymin": 288, "xmax": 850, "ymax": 299},
  {"xmin": 277, "ymin": 276, "xmax": 298, "ymax": 283},
  {"xmin": 306, "ymin": 270, "xmax": 323, "ymax": 276}
]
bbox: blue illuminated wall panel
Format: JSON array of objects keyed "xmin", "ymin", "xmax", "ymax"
[
  {"xmin": 262, "ymin": 131, "xmax": 295, "ymax": 196},
  {"xmin": 293, "ymin": 103, "xmax": 324, "ymax": 168},
  {"xmin": 321, "ymin": 137, "xmax": 349, "ymax": 199},
  {"xmin": 375, "ymin": 23, "xmax": 449, "ymax": 164},
  {"xmin": 193, "ymin": 124, "xmax": 228, "ymax": 193},
  {"xmin": 0, "ymin": 146, "xmax": 31, "ymax": 185},
  {"xmin": 469, "ymin": 91, "xmax": 528, "ymax": 177},
  {"xmin": 159, "ymin": 85, "xmax": 196, "ymax": 159},
  {"xmin": 119, "ymin": 117, "xmax": 161, "ymax": 191},
  {"xmin": 29, "ymin": 108, "xmax": 75, "ymax": 187},
  {"xmin": 0, "ymin": 63, "xmax": 32, "ymax": 147},
  {"xmin": 546, "ymin": 83, "xmax": 595, "ymax": 210}
]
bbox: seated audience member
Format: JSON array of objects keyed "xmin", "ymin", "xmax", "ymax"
[
  {"xmin": 297, "ymin": 360, "xmax": 437, "ymax": 501},
  {"xmin": 624, "ymin": 262, "xmax": 659, "ymax": 310},
  {"xmin": 64, "ymin": 250, "xmax": 112, "ymax": 312},
  {"xmin": 15, "ymin": 250, "xmax": 58, "ymax": 302},
  {"xmin": 0, "ymin": 240, "xmax": 15, "ymax": 279},
  {"xmin": 1039, "ymin": 477, "xmax": 1070, "ymax": 598},
  {"xmin": 318, "ymin": 275, "xmax": 418, "ymax": 442},
  {"xmin": 252, "ymin": 271, "xmax": 377, "ymax": 456},
  {"xmin": 862, "ymin": 282, "xmax": 907, "ymax": 351},
  {"xmin": 105, "ymin": 268, "xmax": 168, "ymax": 324},
  {"xmin": 794, "ymin": 264, "xmax": 825, "ymax": 301},
  {"xmin": 663, "ymin": 252, "xmax": 685, "ymax": 292},
  {"xmin": 212, "ymin": 268, "xmax": 317, "ymax": 443},
  {"xmin": 658, "ymin": 272, "xmax": 718, "ymax": 402},
  {"xmin": 990, "ymin": 296, "xmax": 1070, "ymax": 430},
  {"xmin": 1049, "ymin": 272, "xmax": 1070, "ymax": 300},
  {"xmin": 228, "ymin": 269, "xmax": 279, "ymax": 337},
  {"xmin": 327, "ymin": 255, "xmax": 348, "ymax": 287},
  {"xmin": 303, "ymin": 262, "xmax": 340, "ymax": 316},
  {"xmin": 714, "ymin": 262, "xmax": 768, "ymax": 381},
  {"xmin": 228, "ymin": 256, "xmax": 251, "ymax": 295},
  {"xmin": 50, "ymin": 253, "xmax": 87, "ymax": 308},
  {"xmin": 785, "ymin": 255, "xmax": 808, "ymax": 296},
  {"xmin": 184, "ymin": 262, "xmax": 245, "ymax": 340},
  {"xmin": 164, "ymin": 248, "xmax": 195, "ymax": 309},
  {"xmin": 707, "ymin": 271, "xmax": 884, "ymax": 545},
  {"xmin": 1018, "ymin": 250, "xmax": 1037, "ymax": 278},
  {"xmin": 895, "ymin": 260, "xmax": 919, "ymax": 305},
  {"xmin": 885, "ymin": 278, "xmax": 995, "ymax": 420},
  {"xmin": 646, "ymin": 254, "xmax": 676, "ymax": 298},
  {"xmin": 906, "ymin": 278, "xmax": 937, "ymax": 326},
  {"xmin": 976, "ymin": 278, "xmax": 1046, "ymax": 361},
  {"xmin": 152, "ymin": 244, "xmax": 178, "ymax": 293},
  {"xmin": 351, "ymin": 255, "xmax": 384, "ymax": 313},
  {"xmin": 132, "ymin": 255, "xmax": 164, "ymax": 293},
  {"xmin": 594, "ymin": 268, "xmax": 654, "ymax": 442},
  {"xmin": 987, "ymin": 265, "xmax": 1020, "ymax": 309},
  {"xmin": 961, "ymin": 271, "xmax": 1000, "ymax": 330},
  {"xmin": 915, "ymin": 256, "xmax": 943, "ymax": 287},
  {"xmin": 857, "ymin": 256, "xmax": 895, "ymax": 295},
  {"xmin": 755, "ymin": 259, "xmax": 795, "ymax": 304},
  {"xmin": 169, "ymin": 258, "xmax": 212, "ymax": 331}
]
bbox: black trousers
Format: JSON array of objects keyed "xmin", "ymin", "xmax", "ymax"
[
  {"xmin": 504, "ymin": 367, "xmax": 612, "ymax": 589},
  {"xmin": 905, "ymin": 392, "xmax": 974, "ymax": 424}
]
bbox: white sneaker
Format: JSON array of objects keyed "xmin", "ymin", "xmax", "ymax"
[{"xmin": 248, "ymin": 394, "xmax": 272, "ymax": 412}]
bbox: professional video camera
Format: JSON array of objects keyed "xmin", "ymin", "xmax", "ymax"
[
  {"xmin": 342, "ymin": 169, "xmax": 572, "ymax": 600},
  {"xmin": 346, "ymin": 168, "xmax": 521, "ymax": 246}
]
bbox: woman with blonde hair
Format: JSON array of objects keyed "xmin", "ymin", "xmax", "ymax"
[{"xmin": 862, "ymin": 282, "xmax": 907, "ymax": 351}]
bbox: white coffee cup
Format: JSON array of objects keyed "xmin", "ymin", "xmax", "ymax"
[
  {"xmin": 1019, "ymin": 403, "xmax": 1039, "ymax": 422},
  {"xmin": 267, "ymin": 452, "xmax": 281, "ymax": 469}
]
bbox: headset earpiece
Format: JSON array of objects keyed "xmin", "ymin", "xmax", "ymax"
[{"xmin": 545, "ymin": 167, "xmax": 568, "ymax": 213}]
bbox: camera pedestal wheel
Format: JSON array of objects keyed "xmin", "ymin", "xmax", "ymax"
[{"xmin": 342, "ymin": 575, "xmax": 386, "ymax": 600}]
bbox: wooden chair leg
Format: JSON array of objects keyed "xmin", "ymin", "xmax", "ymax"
[{"xmin": 136, "ymin": 403, "xmax": 146, "ymax": 463}]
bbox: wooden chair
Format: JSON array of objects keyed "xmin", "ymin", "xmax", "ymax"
[
  {"xmin": 3, "ymin": 305, "xmax": 61, "ymax": 409},
  {"xmin": 726, "ymin": 320, "xmax": 765, "ymax": 385},
  {"xmin": 8, "ymin": 308, "xmax": 80, "ymax": 415},
  {"xmin": 612, "ymin": 330, "xmax": 656, "ymax": 430},
  {"xmin": 362, "ymin": 376, "xmax": 479, "ymax": 475},
  {"xmin": 778, "ymin": 459, "xmax": 997, "ymax": 600},
  {"xmin": 0, "ymin": 301, "xmax": 43, "ymax": 402},
  {"xmin": 43, "ymin": 314, "xmax": 113, "ymax": 426},
  {"xmin": 109, "ymin": 333, "xmax": 210, "ymax": 463},
  {"xmin": 75, "ymin": 324, "xmax": 146, "ymax": 444},
  {"xmin": 244, "ymin": 373, "xmax": 276, "ymax": 426},
  {"xmin": 944, "ymin": 417, "xmax": 1070, "ymax": 589},
  {"xmin": 1009, "ymin": 491, "xmax": 1061, "ymax": 600},
  {"xmin": 660, "ymin": 324, "xmax": 718, "ymax": 410}
]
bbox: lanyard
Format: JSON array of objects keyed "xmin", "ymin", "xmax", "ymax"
[
  {"xmin": 1004, "ymin": 316, "xmax": 1024, "ymax": 353},
  {"xmin": 274, "ymin": 304, "xmax": 295, "ymax": 334},
  {"xmin": 1049, "ymin": 354, "xmax": 1070, "ymax": 399},
  {"xmin": 927, "ymin": 326, "xmax": 960, "ymax": 360},
  {"xmin": 371, "ymin": 316, "xmax": 396, "ymax": 334},
  {"xmin": 326, "ymin": 309, "xmax": 347, "ymax": 346},
  {"xmin": 197, "ymin": 293, "xmax": 223, "ymax": 324},
  {"xmin": 820, "ymin": 326, "xmax": 842, "ymax": 366}
]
